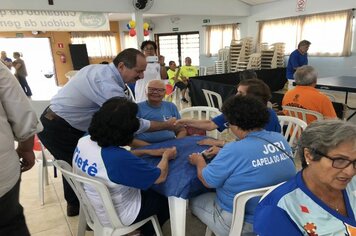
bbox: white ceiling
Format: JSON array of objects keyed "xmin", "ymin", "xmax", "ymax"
[{"xmin": 108, "ymin": 0, "xmax": 279, "ymax": 21}]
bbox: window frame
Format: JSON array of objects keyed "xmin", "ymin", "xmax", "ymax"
[{"xmin": 155, "ymin": 31, "xmax": 200, "ymax": 66}]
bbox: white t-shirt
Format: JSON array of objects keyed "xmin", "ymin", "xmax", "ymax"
[
  {"xmin": 72, "ymin": 135, "xmax": 160, "ymax": 226},
  {"xmin": 135, "ymin": 62, "xmax": 161, "ymax": 103}
]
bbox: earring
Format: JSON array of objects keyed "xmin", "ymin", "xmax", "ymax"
[{"xmin": 306, "ymin": 161, "xmax": 310, "ymax": 165}]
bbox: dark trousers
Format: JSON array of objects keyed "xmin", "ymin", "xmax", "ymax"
[
  {"xmin": 38, "ymin": 111, "xmax": 84, "ymax": 207},
  {"xmin": 0, "ymin": 178, "xmax": 30, "ymax": 236},
  {"xmin": 16, "ymin": 75, "xmax": 32, "ymax": 97},
  {"xmin": 133, "ymin": 189, "xmax": 170, "ymax": 236}
]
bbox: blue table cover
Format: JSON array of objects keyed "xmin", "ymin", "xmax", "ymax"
[{"xmin": 138, "ymin": 136, "xmax": 211, "ymax": 199}]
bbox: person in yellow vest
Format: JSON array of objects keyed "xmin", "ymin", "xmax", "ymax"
[
  {"xmin": 179, "ymin": 57, "xmax": 198, "ymax": 103},
  {"xmin": 167, "ymin": 61, "xmax": 189, "ymax": 103}
]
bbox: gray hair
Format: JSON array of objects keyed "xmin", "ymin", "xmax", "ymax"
[
  {"xmin": 298, "ymin": 40, "xmax": 311, "ymax": 48},
  {"xmin": 296, "ymin": 120, "xmax": 356, "ymax": 168},
  {"xmin": 294, "ymin": 65, "xmax": 318, "ymax": 86},
  {"xmin": 145, "ymin": 79, "xmax": 165, "ymax": 93}
]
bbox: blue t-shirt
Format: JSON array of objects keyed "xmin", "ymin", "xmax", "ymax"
[
  {"xmin": 212, "ymin": 108, "xmax": 281, "ymax": 133},
  {"xmin": 286, "ymin": 49, "xmax": 308, "ymax": 80},
  {"xmin": 202, "ymin": 130, "xmax": 296, "ymax": 224},
  {"xmin": 135, "ymin": 101, "xmax": 181, "ymax": 143},
  {"xmin": 254, "ymin": 171, "xmax": 356, "ymax": 236}
]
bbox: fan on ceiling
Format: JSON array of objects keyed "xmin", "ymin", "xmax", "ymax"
[{"xmin": 132, "ymin": 0, "xmax": 154, "ymax": 11}]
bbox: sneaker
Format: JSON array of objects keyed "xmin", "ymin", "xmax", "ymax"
[
  {"xmin": 181, "ymin": 98, "xmax": 189, "ymax": 103},
  {"xmin": 66, "ymin": 204, "xmax": 80, "ymax": 217}
]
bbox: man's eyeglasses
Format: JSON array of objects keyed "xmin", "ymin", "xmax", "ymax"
[
  {"xmin": 312, "ymin": 149, "xmax": 356, "ymax": 169},
  {"xmin": 147, "ymin": 87, "xmax": 165, "ymax": 93}
]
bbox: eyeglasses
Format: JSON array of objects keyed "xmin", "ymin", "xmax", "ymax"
[
  {"xmin": 147, "ymin": 87, "xmax": 165, "ymax": 93},
  {"xmin": 144, "ymin": 47, "xmax": 155, "ymax": 51},
  {"xmin": 313, "ymin": 149, "xmax": 356, "ymax": 169}
]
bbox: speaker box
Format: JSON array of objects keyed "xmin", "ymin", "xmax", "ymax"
[{"xmin": 69, "ymin": 44, "xmax": 90, "ymax": 70}]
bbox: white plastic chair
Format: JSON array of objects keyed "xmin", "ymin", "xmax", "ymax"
[
  {"xmin": 259, "ymin": 182, "xmax": 285, "ymax": 203},
  {"xmin": 202, "ymin": 89, "xmax": 223, "ymax": 109},
  {"xmin": 53, "ymin": 160, "xmax": 163, "ymax": 236},
  {"xmin": 282, "ymin": 105, "xmax": 324, "ymax": 124},
  {"xmin": 278, "ymin": 115, "xmax": 307, "ymax": 148},
  {"xmin": 179, "ymin": 106, "xmax": 221, "ymax": 139},
  {"xmin": 30, "ymin": 100, "xmax": 55, "ymax": 205},
  {"xmin": 205, "ymin": 185, "xmax": 274, "ymax": 236}
]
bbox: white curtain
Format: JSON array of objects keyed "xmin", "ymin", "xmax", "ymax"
[
  {"xmin": 258, "ymin": 10, "xmax": 353, "ymax": 56},
  {"xmin": 205, "ymin": 24, "xmax": 240, "ymax": 57},
  {"xmin": 71, "ymin": 32, "xmax": 117, "ymax": 58}
]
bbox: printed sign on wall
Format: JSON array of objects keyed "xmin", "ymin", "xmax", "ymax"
[{"xmin": 0, "ymin": 10, "xmax": 109, "ymax": 31}]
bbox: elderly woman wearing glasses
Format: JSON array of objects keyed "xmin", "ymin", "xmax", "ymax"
[{"xmin": 254, "ymin": 119, "xmax": 356, "ymax": 236}]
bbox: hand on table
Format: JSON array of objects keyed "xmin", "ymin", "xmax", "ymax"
[
  {"xmin": 146, "ymin": 148, "xmax": 169, "ymax": 157},
  {"xmin": 188, "ymin": 153, "xmax": 204, "ymax": 166},
  {"xmin": 204, "ymin": 146, "xmax": 221, "ymax": 157},
  {"xmin": 163, "ymin": 147, "xmax": 177, "ymax": 160},
  {"xmin": 197, "ymin": 138, "xmax": 222, "ymax": 147}
]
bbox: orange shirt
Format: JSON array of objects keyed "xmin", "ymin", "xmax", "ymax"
[{"xmin": 282, "ymin": 86, "xmax": 337, "ymax": 124}]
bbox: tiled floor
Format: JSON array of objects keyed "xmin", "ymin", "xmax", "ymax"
[{"xmin": 20, "ymin": 89, "xmax": 356, "ymax": 235}]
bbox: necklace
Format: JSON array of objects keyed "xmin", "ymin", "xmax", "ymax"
[{"xmin": 321, "ymin": 196, "xmax": 340, "ymax": 212}]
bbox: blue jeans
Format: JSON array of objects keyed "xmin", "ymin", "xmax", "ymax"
[{"xmin": 190, "ymin": 192, "xmax": 255, "ymax": 236}]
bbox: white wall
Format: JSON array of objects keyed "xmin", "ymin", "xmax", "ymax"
[{"xmin": 248, "ymin": 0, "xmax": 356, "ymax": 77}]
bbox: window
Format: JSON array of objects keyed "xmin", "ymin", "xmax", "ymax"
[
  {"xmin": 70, "ymin": 32, "xmax": 117, "ymax": 58},
  {"xmin": 156, "ymin": 32, "xmax": 200, "ymax": 66},
  {"xmin": 205, "ymin": 24, "xmax": 240, "ymax": 57},
  {"xmin": 258, "ymin": 10, "xmax": 353, "ymax": 56}
]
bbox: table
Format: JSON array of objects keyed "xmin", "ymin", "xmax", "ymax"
[
  {"xmin": 295, "ymin": 76, "xmax": 356, "ymax": 120},
  {"xmin": 138, "ymin": 136, "xmax": 211, "ymax": 236},
  {"xmin": 189, "ymin": 68, "xmax": 287, "ymax": 107}
]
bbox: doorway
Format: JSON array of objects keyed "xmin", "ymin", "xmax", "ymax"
[{"xmin": 0, "ymin": 37, "xmax": 59, "ymax": 100}]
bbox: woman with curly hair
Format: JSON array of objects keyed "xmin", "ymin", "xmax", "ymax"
[
  {"xmin": 188, "ymin": 95, "xmax": 296, "ymax": 236},
  {"xmin": 72, "ymin": 97, "xmax": 176, "ymax": 236}
]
